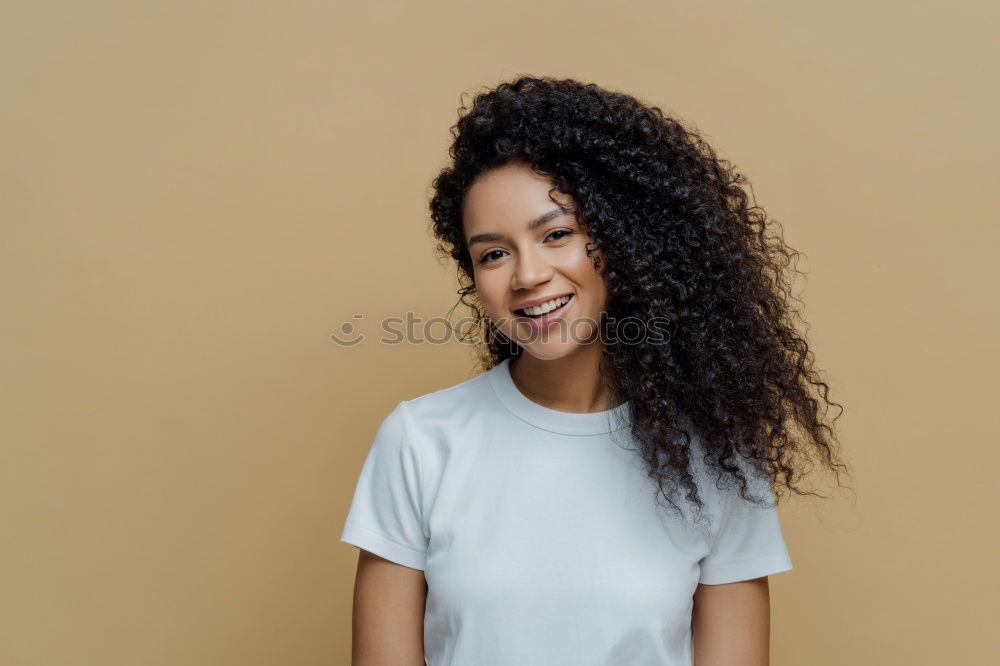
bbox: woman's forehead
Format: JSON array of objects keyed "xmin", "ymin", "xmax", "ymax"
[{"xmin": 463, "ymin": 165, "xmax": 575, "ymax": 231}]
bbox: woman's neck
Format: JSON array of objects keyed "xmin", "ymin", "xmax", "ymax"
[{"xmin": 508, "ymin": 347, "xmax": 622, "ymax": 413}]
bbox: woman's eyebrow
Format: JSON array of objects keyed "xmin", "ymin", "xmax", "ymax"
[{"xmin": 467, "ymin": 208, "xmax": 573, "ymax": 246}]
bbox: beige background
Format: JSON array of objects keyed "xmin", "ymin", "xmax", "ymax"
[{"xmin": 2, "ymin": 1, "xmax": 997, "ymax": 664}]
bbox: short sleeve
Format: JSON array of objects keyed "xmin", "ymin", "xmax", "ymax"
[
  {"xmin": 340, "ymin": 401, "xmax": 428, "ymax": 570},
  {"xmin": 698, "ymin": 465, "xmax": 793, "ymax": 585}
]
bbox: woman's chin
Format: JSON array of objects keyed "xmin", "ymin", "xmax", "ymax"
[{"xmin": 516, "ymin": 340, "xmax": 601, "ymax": 362}]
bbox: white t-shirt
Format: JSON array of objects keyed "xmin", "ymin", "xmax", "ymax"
[{"xmin": 340, "ymin": 357, "xmax": 793, "ymax": 666}]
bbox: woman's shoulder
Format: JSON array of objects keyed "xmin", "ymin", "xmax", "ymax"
[{"xmin": 395, "ymin": 366, "xmax": 497, "ymax": 428}]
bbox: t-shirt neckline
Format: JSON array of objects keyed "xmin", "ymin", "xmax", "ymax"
[{"xmin": 487, "ymin": 357, "xmax": 631, "ymax": 435}]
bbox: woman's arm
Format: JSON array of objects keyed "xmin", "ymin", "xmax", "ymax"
[
  {"xmin": 691, "ymin": 576, "xmax": 771, "ymax": 666},
  {"xmin": 351, "ymin": 549, "xmax": 427, "ymax": 666}
]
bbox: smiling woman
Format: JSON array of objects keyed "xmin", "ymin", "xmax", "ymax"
[{"xmin": 340, "ymin": 75, "xmax": 849, "ymax": 666}]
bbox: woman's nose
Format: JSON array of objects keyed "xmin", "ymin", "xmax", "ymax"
[{"xmin": 510, "ymin": 248, "xmax": 554, "ymax": 290}]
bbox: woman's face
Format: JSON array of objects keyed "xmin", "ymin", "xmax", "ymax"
[{"xmin": 462, "ymin": 161, "xmax": 607, "ymax": 361}]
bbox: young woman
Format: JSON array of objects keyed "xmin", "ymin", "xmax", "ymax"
[{"xmin": 341, "ymin": 75, "xmax": 848, "ymax": 665}]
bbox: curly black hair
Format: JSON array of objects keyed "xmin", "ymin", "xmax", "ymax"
[{"xmin": 428, "ymin": 75, "xmax": 850, "ymax": 524}]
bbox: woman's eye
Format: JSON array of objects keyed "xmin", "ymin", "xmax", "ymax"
[
  {"xmin": 479, "ymin": 249, "xmax": 505, "ymax": 264},
  {"xmin": 478, "ymin": 231, "xmax": 571, "ymax": 264}
]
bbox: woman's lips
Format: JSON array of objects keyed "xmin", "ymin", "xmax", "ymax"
[{"xmin": 512, "ymin": 294, "xmax": 574, "ymax": 330}]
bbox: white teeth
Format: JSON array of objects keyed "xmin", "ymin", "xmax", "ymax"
[{"xmin": 520, "ymin": 295, "xmax": 571, "ymax": 316}]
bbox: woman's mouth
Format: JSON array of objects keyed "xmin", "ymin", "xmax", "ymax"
[{"xmin": 512, "ymin": 294, "xmax": 574, "ymax": 328}]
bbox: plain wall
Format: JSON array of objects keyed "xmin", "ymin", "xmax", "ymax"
[{"xmin": 2, "ymin": 1, "xmax": 997, "ymax": 664}]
